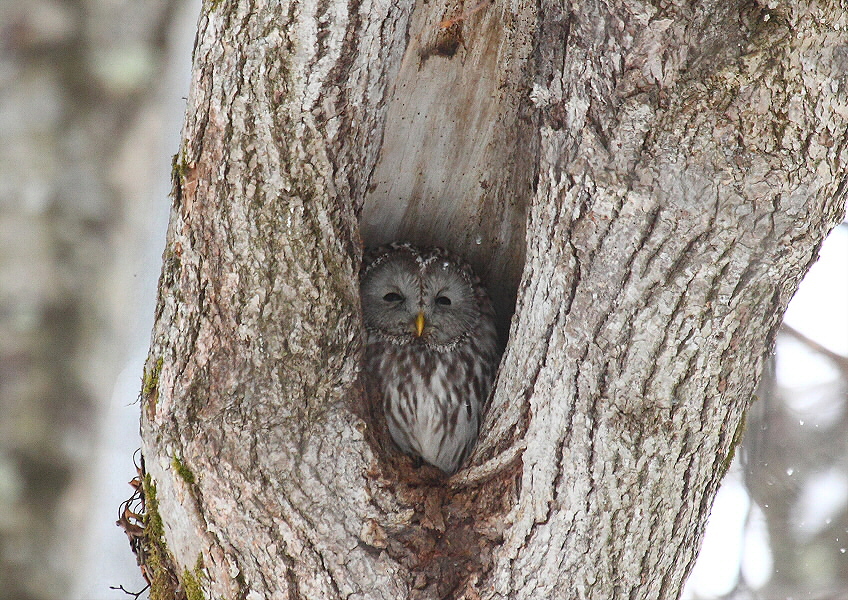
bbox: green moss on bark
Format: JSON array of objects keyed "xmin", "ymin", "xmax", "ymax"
[
  {"xmin": 142, "ymin": 357, "xmax": 164, "ymax": 398},
  {"xmin": 172, "ymin": 456, "xmax": 197, "ymax": 485},
  {"xmin": 142, "ymin": 474, "xmax": 183, "ymax": 600},
  {"xmin": 182, "ymin": 559, "xmax": 206, "ymax": 600}
]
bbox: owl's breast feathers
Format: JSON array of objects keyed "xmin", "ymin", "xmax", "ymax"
[{"xmin": 365, "ymin": 335, "xmax": 496, "ymax": 473}]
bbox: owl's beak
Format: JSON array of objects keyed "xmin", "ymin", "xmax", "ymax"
[{"xmin": 414, "ymin": 311, "xmax": 426, "ymax": 337}]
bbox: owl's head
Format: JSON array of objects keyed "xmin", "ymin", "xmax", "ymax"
[{"xmin": 360, "ymin": 244, "xmax": 493, "ymax": 348}]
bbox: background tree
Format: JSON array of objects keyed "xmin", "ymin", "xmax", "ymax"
[
  {"xmin": 138, "ymin": 0, "xmax": 848, "ymax": 599},
  {"xmin": 0, "ymin": 0, "xmax": 189, "ymax": 597},
  {"xmin": 736, "ymin": 318, "xmax": 848, "ymax": 599}
]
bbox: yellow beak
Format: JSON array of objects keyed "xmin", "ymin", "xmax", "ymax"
[{"xmin": 415, "ymin": 311, "xmax": 426, "ymax": 337}]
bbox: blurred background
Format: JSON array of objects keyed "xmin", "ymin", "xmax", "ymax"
[
  {"xmin": 0, "ymin": 0, "xmax": 198, "ymax": 597},
  {"xmin": 0, "ymin": 1, "xmax": 845, "ymax": 598}
]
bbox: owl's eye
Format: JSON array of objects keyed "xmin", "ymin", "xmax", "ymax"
[
  {"xmin": 435, "ymin": 296, "xmax": 452, "ymax": 306},
  {"xmin": 383, "ymin": 292, "xmax": 404, "ymax": 302}
]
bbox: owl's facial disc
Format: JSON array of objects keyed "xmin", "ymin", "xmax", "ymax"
[
  {"xmin": 415, "ymin": 262, "xmax": 479, "ymax": 346},
  {"xmin": 361, "ymin": 254, "xmax": 420, "ymax": 340},
  {"xmin": 361, "ymin": 246, "xmax": 482, "ymax": 347}
]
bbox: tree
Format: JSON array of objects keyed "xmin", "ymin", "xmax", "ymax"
[{"xmin": 135, "ymin": 0, "xmax": 848, "ymax": 598}]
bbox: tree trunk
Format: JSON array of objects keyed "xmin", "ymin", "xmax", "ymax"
[{"xmin": 139, "ymin": 0, "xmax": 848, "ymax": 598}]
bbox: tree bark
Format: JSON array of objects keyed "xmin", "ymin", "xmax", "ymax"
[{"xmin": 140, "ymin": 0, "xmax": 848, "ymax": 599}]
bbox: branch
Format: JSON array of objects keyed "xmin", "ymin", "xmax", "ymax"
[
  {"xmin": 109, "ymin": 584, "xmax": 150, "ymax": 599},
  {"xmin": 780, "ymin": 324, "xmax": 848, "ymax": 375}
]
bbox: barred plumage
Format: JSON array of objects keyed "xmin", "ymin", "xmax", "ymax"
[{"xmin": 361, "ymin": 243, "xmax": 500, "ymax": 474}]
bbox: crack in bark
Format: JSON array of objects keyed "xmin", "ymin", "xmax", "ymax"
[{"xmin": 640, "ymin": 268, "xmax": 699, "ymax": 401}]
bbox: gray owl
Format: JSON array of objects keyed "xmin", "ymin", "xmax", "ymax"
[{"xmin": 360, "ymin": 243, "xmax": 500, "ymax": 474}]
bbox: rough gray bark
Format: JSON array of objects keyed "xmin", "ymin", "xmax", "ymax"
[{"xmin": 140, "ymin": 0, "xmax": 848, "ymax": 599}]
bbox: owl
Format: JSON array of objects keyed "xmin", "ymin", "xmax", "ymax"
[{"xmin": 360, "ymin": 243, "xmax": 500, "ymax": 474}]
